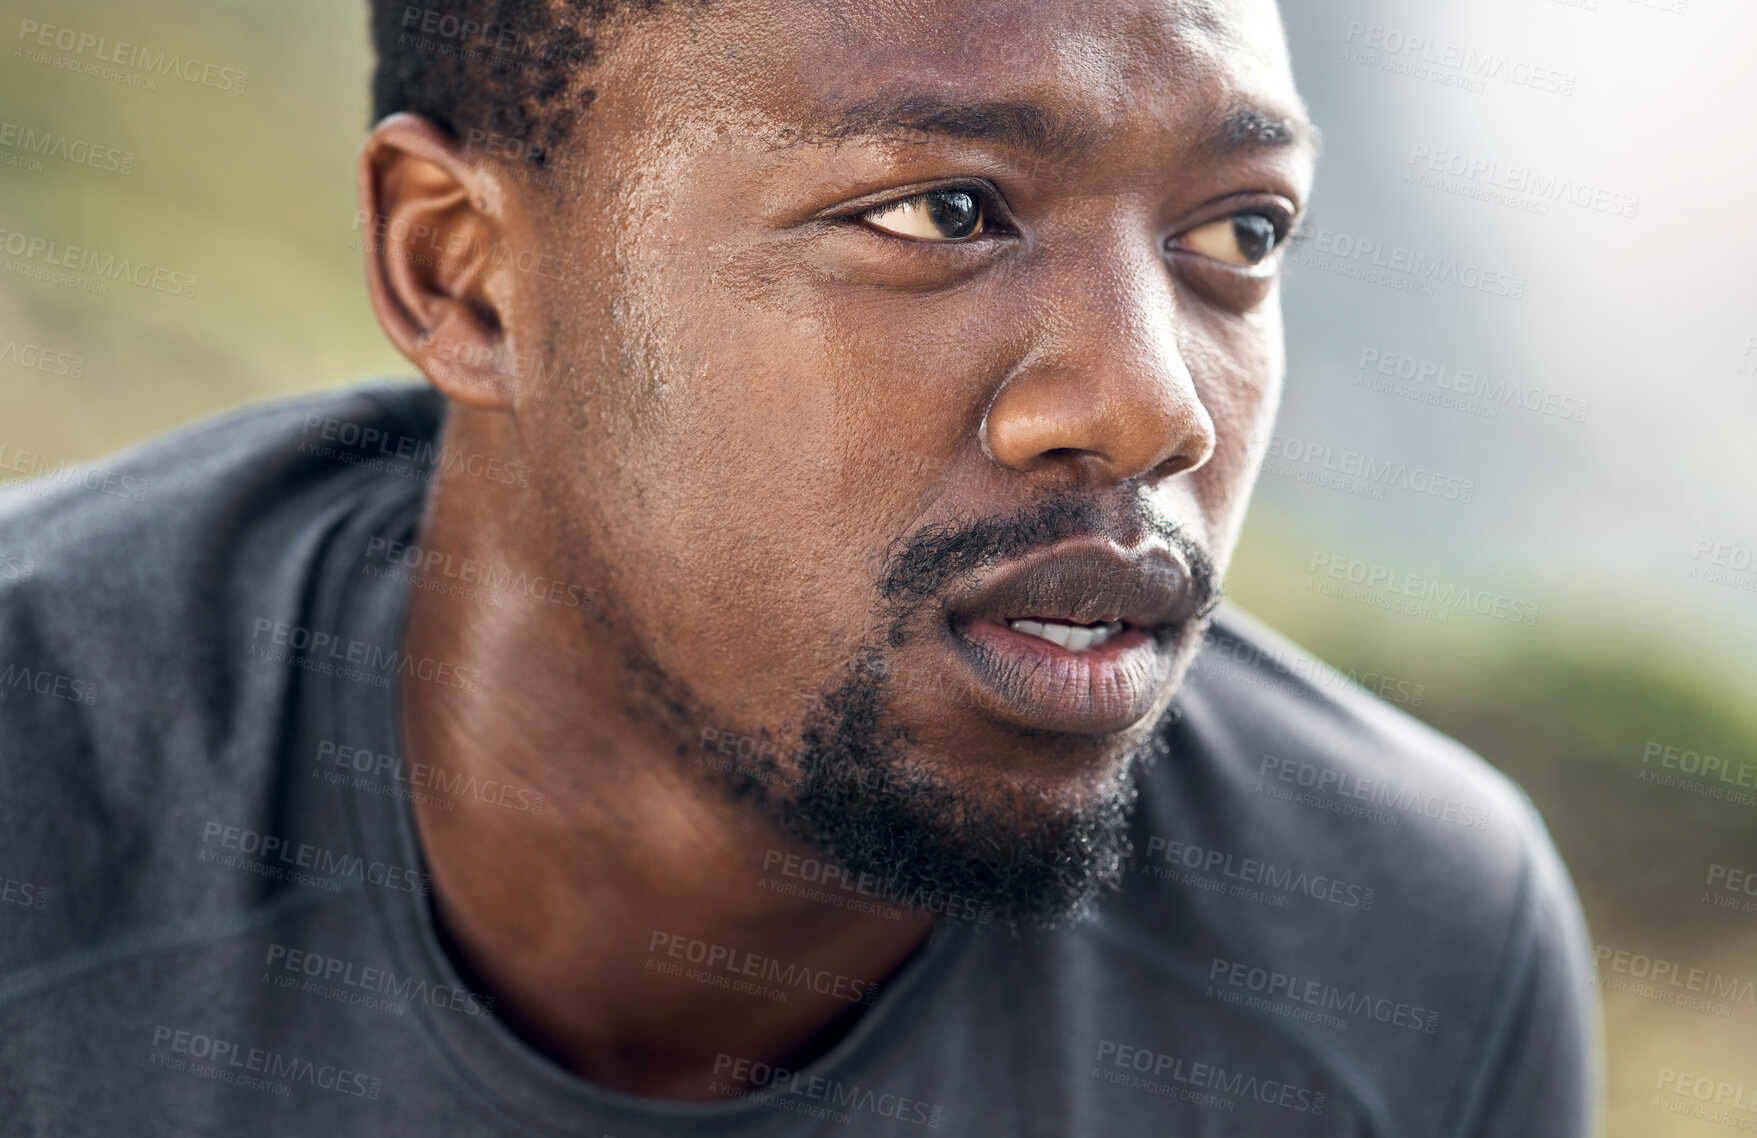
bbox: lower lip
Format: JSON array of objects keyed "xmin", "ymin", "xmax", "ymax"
[{"xmin": 946, "ymin": 618, "xmax": 1177, "ymax": 735}]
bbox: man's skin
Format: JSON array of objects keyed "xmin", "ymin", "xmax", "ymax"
[{"xmin": 356, "ymin": 0, "xmax": 1315, "ymax": 1103}]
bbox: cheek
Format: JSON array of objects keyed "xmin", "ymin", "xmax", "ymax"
[
  {"xmin": 1176, "ymin": 300, "xmax": 1285, "ymax": 559},
  {"xmin": 594, "ymin": 271, "xmax": 1017, "ymax": 700},
  {"xmin": 548, "ymin": 282, "xmax": 941, "ymax": 709},
  {"xmin": 811, "ymin": 291, "xmax": 1008, "ymax": 504}
]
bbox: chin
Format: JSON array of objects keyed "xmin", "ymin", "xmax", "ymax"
[
  {"xmin": 709, "ymin": 652, "xmax": 1177, "ymax": 932},
  {"xmin": 897, "ymin": 679, "xmax": 1180, "ymax": 792}
]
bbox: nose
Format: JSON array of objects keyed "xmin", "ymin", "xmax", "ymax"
[{"xmin": 983, "ymin": 239, "xmax": 1216, "ymax": 485}]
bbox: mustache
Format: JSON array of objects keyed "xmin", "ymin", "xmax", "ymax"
[{"xmin": 875, "ymin": 491, "xmax": 1221, "ymax": 623}]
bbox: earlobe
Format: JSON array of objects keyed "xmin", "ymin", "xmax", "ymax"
[{"xmin": 357, "ymin": 112, "xmax": 516, "ymax": 410}]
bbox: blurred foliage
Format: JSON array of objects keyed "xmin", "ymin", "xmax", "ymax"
[{"xmin": 1231, "ymin": 515, "xmax": 1757, "ymax": 1138}]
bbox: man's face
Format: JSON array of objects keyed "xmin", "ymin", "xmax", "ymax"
[{"xmin": 497, "ymin": 0, "xmax": 1313, "ymax": 924}]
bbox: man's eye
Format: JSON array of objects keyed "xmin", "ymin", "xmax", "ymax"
[
  {"xmin": 861, "ymin": 190, "xmax": 986, "ymax": 242},
  {"xmin": 1178, "ymin": 212, "xmax": 1284, "ymax": 266}
]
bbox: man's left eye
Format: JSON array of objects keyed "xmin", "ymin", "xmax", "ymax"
[
  {"xmin": 1177, "ymin": 212, "xmax": 1284, "ymax": 267},
  {"xmin": 861, "ymin": 190, "xmax": 986, "ymax": 242}
]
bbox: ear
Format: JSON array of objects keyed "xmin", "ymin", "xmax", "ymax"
[{"xmin": 356, "ymin": 113, "xmax": 518, "ymax": 411}]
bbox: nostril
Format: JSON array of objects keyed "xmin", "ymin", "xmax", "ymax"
[{"xmin": 1150, "ymin": 451, "xmax": 1201, "ymax": 479}]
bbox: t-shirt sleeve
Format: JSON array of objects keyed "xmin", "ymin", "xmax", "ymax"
[{"xmin": 1449, "ymin": 808, "xmax": 1602, "ymax": 1138}]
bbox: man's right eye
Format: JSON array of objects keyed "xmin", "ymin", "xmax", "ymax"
[{"xmin": 860, "ymin": 190, "xmax": 987, "ymax": 242}]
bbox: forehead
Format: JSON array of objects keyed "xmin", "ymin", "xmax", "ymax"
[
  {"xmin": 602, "ymin": 0, "xmax": 1305, "ymax": 164},
  {"xmin": 808, "ymin": 0, "xmax": 1294, "ymax": 113}
]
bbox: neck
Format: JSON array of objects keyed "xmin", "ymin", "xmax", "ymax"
[{"xmin": 395, "ymin": 444, "xmax": 934, "ymax": 1101}]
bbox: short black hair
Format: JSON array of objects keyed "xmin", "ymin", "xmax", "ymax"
[{"xmin": 368, "ymin": 0, "xmax": 664, "ymax": 169}]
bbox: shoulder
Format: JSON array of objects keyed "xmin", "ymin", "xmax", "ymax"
[
  {"xmin": 0, "ymin": 382, "xmax": 439, "ymax": 950},
  {"xmin": 0, "ymin": 379, "xmax": 440, "ymax": 577},
  {"xmin": 1104, "ymin": 606, "xmax": 1594, "ymax": 1132},
  {"xmin": 0, "ymin": 380, "xmax": 439, "ymax": 686},
  {"xmin": 1154, "ymin": 606, "xmax": 1580, "ymax": 953},
  {"xmin": 1175, "ymin": 607, "xmax": 1525, "ymax": 842}
]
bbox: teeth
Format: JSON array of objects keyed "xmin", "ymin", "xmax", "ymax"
[{"xmin": 1005, "ymin": 619, "xmax": 1125, "ymax": 651}]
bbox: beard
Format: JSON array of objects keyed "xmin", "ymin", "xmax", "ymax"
[
  {"xmin": 632, "ymin": 491, "xmax": 1217, "ymax": 932},
  {"xmin": 751, "ymin": 646, "xmax": 1174, "ymax": 932}
]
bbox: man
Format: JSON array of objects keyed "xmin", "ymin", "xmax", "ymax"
[{"xmin": 0, "ymin": 0, "xmax": 1597, "ymax": 1133}]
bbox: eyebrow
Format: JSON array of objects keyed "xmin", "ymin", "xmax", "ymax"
[
  {"xmin": 1202, "ymin": 105, "xmax": 1319, "ymax": 158},
  {"xmin": 792, "ymin": 92, "xmax": 1315, "ymax": 165},
  {"xmin": 798, "ymin": 93, "xmax": 1100, "ymax": 164}
]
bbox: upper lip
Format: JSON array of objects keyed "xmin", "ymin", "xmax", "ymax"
[{"xmin": 943, "ymin": 541, "xmax": 1199, "ymax": 633}]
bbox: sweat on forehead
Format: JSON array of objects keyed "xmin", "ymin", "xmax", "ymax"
[{"xmin": 369, "ymin": 0, "xmax": 1302, "ymax": 170}]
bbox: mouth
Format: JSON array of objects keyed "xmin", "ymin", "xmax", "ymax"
[
  {"xmin": 1001, "ymin": 618, "xmax": 1127, "ymax": 652},
  {"xmin": 939, "ymin": 541, "xmax": 1204, "ymax": 736}
]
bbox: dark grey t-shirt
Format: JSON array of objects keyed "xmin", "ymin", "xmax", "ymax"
[{"xmin": 0, "ymin": 383, "xmax": 1597, "ymax": 1137}]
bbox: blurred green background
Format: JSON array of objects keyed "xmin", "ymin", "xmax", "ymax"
[{"xmin": 3, "ymin": 1, "xmax": 1754, "ymax": 1134}]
